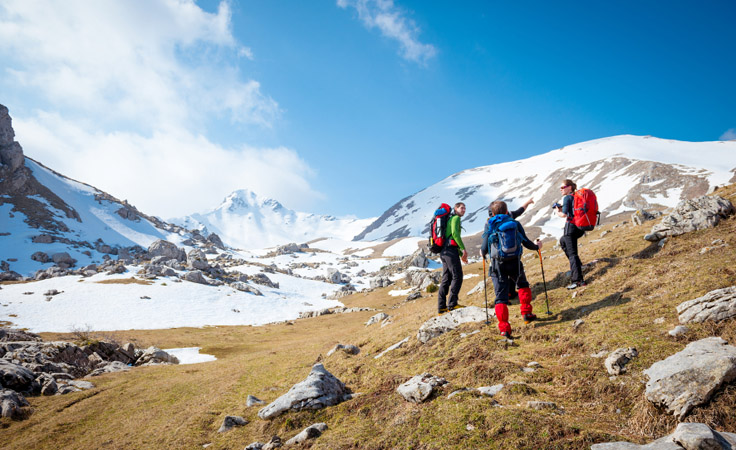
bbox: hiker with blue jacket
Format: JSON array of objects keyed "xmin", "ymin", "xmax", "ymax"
[
  {"xmin": 437, "ymin": 202, "xmax": 468, "ymax": 314},
  {"xmin": 481, "ymin": 200, "xmax": 542, "ymax": 338},
  {"xmin": 501, "ymin": 198, "xmax": 534, "ymax": 299}
]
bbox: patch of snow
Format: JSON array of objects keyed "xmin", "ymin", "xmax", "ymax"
[
  {"xmin": 382, "ymin": 237, "xmax": 424, "ymax": 257},
  {"xmin": 163, "ymin": 347, "xmax": 216, "ymax": 365}
]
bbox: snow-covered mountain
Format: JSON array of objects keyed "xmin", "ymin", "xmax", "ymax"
[
  {"xmin": 171, "ymin": 189, "xmax": 376, "ymax": 249},
  {"xmin": 0, "ymin": 105, "xmax": 197, "ymax": 276},
  {"xmin": 355, "ymin": 135, "xmax": 736, "ymax": 241}
]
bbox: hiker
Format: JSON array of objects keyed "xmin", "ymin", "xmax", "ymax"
[
  {"xmin": 437, "ymin": 202, "xmax": 468, "ymax": 314},
  {"xmin": 481, "ymin": 200, "xmax": 542, "ymax": 338},
  {"xmin": 555, "ymin": 179, "xmax": 586, "ymax": 289},
  {"xmin": 499, "ymin": 198, "xmax": 534, "ymax": 299}
]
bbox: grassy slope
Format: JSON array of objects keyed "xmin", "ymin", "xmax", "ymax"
[{"xmin": 2, "ymin": 185, "xmax": 736, "ymax": 450}]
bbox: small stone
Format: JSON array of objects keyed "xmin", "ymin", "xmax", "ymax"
[
  {"xmin": 653, "ymin": 317, "xmax": 665, "ymax": 324},
  {"xmin": 217, "ymin": 415, "xmax": 247, "ymax": 433},
  {"xmin": 246, "ymin": 395, "xmax": 265, "ymax": 407},
  {"xmin": 527, "ymin": 401, "xmax": 557, "ymax": 410},
  {"xmin": 668, "ymin": 325, "xmax": 689, "ymax": 337},
  {"xmin": 572, "ymin": 319, "xmax": 584, "ymax": 330}
]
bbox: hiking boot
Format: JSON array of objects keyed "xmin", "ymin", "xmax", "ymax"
[
  {"xmin": 523, "ymin": 313, "xmax": 537, "ymax": 324},
  {"xmin": 500, "ymin": 331, "xmax": 513, "ymax": 340},
  {"xmin": 438, "ymin": 308, "xmax": 448, "ymax": 315},
  {"xmin": 566, "ymin": 281, "xmax": 587, "ymax": 290},
  {"xmin": 449, "ymin": 304, "xmax": 465, "ymax": 311}
]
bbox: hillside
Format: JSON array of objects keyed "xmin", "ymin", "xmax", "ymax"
[{"xmin": 2, "ymin": 184, "xmax": 735, "ymax": 449}]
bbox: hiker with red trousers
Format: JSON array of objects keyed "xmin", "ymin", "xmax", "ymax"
[
  {"xmin": 481, "ymin": 200, "xmax": 542, "ymax": 338},
  {"xmin": 555, "ymin": 179, "xmax": 586, "ymax": 289},
  {"xmin": 437, "ymin": 202, "xmax": 468, "ymax": 314},
  {"xmin": 504, "ymin": 198, "xmax": 534, "ymax": 299}
]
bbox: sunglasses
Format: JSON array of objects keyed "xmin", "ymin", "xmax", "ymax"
[{"xmin": 559, "ymin": 186, "xmax": 568, "ymax": 189}]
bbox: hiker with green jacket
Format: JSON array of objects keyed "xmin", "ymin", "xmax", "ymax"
[{"xmin": 437, "ymin": 202, "xmax": 468, "ymax": 314}]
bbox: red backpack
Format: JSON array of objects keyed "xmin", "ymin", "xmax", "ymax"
[
  {"xmin": 428, "ymin": 203, "xmax": 456, "ymax": 253},
  {"xmin": 572, "ymin": 188, "xmax": 600, "ymax": 231}
]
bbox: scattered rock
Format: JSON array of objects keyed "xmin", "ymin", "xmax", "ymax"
[
  {"xmin": 405, "ymin": 270, "xmax": 441, "ymax": 291},
  {"xmin": 527, "ymin": 401, "xmax": 557, "ymax": 410},
  {"xmin": 631, "ymin": 209, "xmax": 662, "ymax": 226},
  {"xmin": 217, "ymin": 415, "xmax": 247, "ymax": 433},
  {"xmin": 400, "ymin": 247, "xmax": 430, "ymax": 269},
  {"xmin": 187, "ymin": 249, "xmax": 210, "ymax": 271},
  {"xmin": 374, "ymin": 337, "xmax": 410, "ymax": 359},
  {"xmin": 477, "ymin": 384, "xmax": 504, "ymax": 397},
  {"xmin": 369, "ymin": 276, "xmax": 393, "ymax": 289},
  {"xmin": 605, "ymin": 348, "xmax": 638, "ymax": 375},
  {"xmin": 643, "ymin": 337, "xmax": 736, "ymax": 419},
  {"xmin": 653, "ymin": 317, "xmax": 665, "ymax": 324},
  {"xmin": 677, "ymin": 286, "xmax": 736, "ymax": 324},
  {"xmin": 51, "ymin": 252, "xmax": 75, "ymax": 268},
  {"xmin": 326, "ymin": 344, "xmax": 360, "ymax": 357},
  {"xmin": 87, "ymin": 361, "xmax": 131, "ymax": 377},
  {"xmin": 365, "ymin": 312, "xmax": 389, "ymax": 326},
  {"xmin": 668, "ymin": 326, "xmax": 689, "ymax": 337},
  {"xmin": 0, "ymin": 360, "xmax": 35, "ymax": 392},
  {"xmin": 183, "ymin": 270, "xmax": 209, "ymax": 285},
  {"xmin": 246, "ymin": 395, "xmax": 265, "ymax": 407},
  {"xmin": 231, "ymin": 281, "xmax": 263, "ymax": 296},
  {"xmin": 250, "ymin": 273, "xmax": 278, "ymax": 288},
  {"xmin": 396, "ymin": 373, "xmax": 448, "ymax": 403},
  {"xmin": 285, "ymin": 422, "xmax": 328, "ymax": 445},
  {"xmin": 0, "ymin": 389, "xmax": 29, "ymax": 419},
  {"xmin": 135, "ymin": 347, "xmax": 180, "ymax": 366},
  {"xmin": 572, "ymin": 319, "xmax": 585, "ymax": 330},
  {"xmin": 645, "ymin": 195, "xmax": 734, "ymax": 241},
  {"xmin": 591, "ymin": 422, "xmax": 736, "ymax": 449},
  {"xmin": 32, "ymin": 234, "xmax": 54, "ymax": 244},
  {"xmin": 325, "ymin": 268, "xmax": 350, "ymax": 284},
  {"xmin": 0, "ymin": 328, "xmax": 42, "ymax": 342},
  {"xmin": 258, "ymin": 363, "xmax": 350, "ymax": 419},
  {"xmin": 31, "ymin": 251, "xmax": 50, "ymax": 263},
  {"xmin": 147, "ymin": 240, "xmax": 185, "ymax": 262},
  {"xmin": 406, "ymin": 291, "xmax": 422, "ymax": 301},
  {"xmin": 417, "ymin": 306, "xmax": 493, "ymax": 344}
]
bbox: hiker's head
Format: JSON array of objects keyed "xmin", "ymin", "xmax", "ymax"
[
  {"xmin": 560, "ymin": 179, "xmax": 577, "ymax": 194},
  {"xmin": 489, "ymin": 200, "xmax": 508, "ymax": 216},
  {"xmin": 454, "ymin": 202, "xmax": 466, "ymax": 216}
]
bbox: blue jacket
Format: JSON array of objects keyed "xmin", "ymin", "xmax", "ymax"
[{"xmin": 481, "ymin": 214, "xmax": 538, "ymax": 259}]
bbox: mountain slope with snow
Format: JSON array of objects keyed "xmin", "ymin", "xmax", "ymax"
[
  {"xmin": 355, "ymin": 135, "xmax": 736, "ymax": 241},
  {"xmin": 171, "ymin": 189, "xmax": 376, "ymax": 249}
]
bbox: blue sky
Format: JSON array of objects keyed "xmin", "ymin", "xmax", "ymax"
[{"xmin": 1, "ymin": 1, "xmax": 734, "ymax": 219}]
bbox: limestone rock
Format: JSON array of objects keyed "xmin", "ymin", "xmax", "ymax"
[
  {"xmin": 183, "ymin": 270, "xmax": 209, "ymax": 285},
  {"xmin": 677, "ymin": 286, "xmax": 736, "ymax": 324},
  {"xmin": 285, "ymin": 422, "xmax": 328, "ymax": 445},
  {"xmin": 246, "ymin": 395, "xmax": 265, "ymax": 407},
  {"xmin": 477, "ymin": 384, "xmax": 504, "ymax": 397},
  {"xmin": 187, "ymin": 249, "xmax": 210, "ymax": 271},
  {"xmin": 643, "ymin": 337, "xmax": 736, "ymax": 419},
  {"xmin": 326, "ymin": 344, "xmax": 360, "ymax": 357},
  {"xmin": 401, "ymin": 247, "xmax": 430, "ymax": 269},
  {"xmin": 631, "ymin": 209, "xmax": 662, "ymax": 226},
  {"xmin": 645, "ymin": 195, "xmax": 735, "ymax": 241},
  {"xmin": 217, "ymin": 415, "xmax": 247, "ymax": 433},
  {"xmin": 135, "ymin": 347, "xmax": 180, "ymax": 366},
  {"xmin": 417, "ymin": 306, "xmax": 493, "ymax": 344},
  {"xmin": 51, "ymin": 252, "xmax": 75, "ymax": 268},
  {"xmin": 396, "ymin": 373, "xmax": 448, "ymax": 403},
  {"xmin": 88, "ymin": 361, "xmax": 131, "ymax": 377},
  {"xmin": 257, "ymin": 363, "xmax": 350, "ymax": 419},
  {"xmin": 325, "ymin": 268, "xmax": 350, "ymax": 284},
  {"xmin": 0, "ymin": 360, "xmax": 35, "ymax": 392},
  {"xmin": 369, "ymin": 276, "xmax": 393, "ymax": 289},
  {"xmin": 250, "ymin": 273, "xmax": 278, "ymax": 288},
  {"xmin": 230, "ymin": 281, "xmax": 262, "ymax": 295},
  {"xmin": 0, "ymin": 328, "xmax": 42, "ymax": 342},
  {"xmin": 668, "ymin": 326, "xmax": 689, "ymax": 337},
  {"xmin": 605, "ymin": 348, "xmax": 638, "ymax": 375},
  {"xmin": 31, "ymin": 251, "xmax": 50, "ymax": 263},
  {"xmin": 374, "ymin": 337, "xmax": 410, "ymax": 359},
  {"xmin": 147, "ymin": 240, "xmax": 185, "ymax": 262},
  {"xmin": 527, "ymin": 401, "xmax": 557, "ymax": 410},
  {"xmin": 405, "ymin": 270, "xmax": 441, "ymax": 290},
  {"xmin": 365, "ymin": 312, "xmax": 389, "ymax": 326},
  {"xmin": 591, "ymin": 422, "xmax": 736, "ymax": 449},
  {"xmin": 0, "ymin": 389, "xmax": 29, "ymax": 419}
]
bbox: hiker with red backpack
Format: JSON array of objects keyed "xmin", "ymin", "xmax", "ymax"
[
  {"xmin": 554, "ymin": 179, "xmax": 599, "ymax": 289},
  {"xmin": 481, "ymin": 200, "xmax": 543, "ymax": 339},
  {"xmin": 429, "ymin": 202, "xmax": 468, "ymax": 314}
]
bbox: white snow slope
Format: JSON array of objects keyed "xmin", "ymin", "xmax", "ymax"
[
  {"xmin": 355, "ymin": 135, "xmax": 736, "ymax": 241},
  {"xmin": 1, "ymin": 158, "xmax": 186, "ymax": 276},
  {"xmin": 171, "ymin": 189, "xmax": 376, "ymax": 249}
]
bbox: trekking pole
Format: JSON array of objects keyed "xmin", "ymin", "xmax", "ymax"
[
  {"xmin": 537, "ymin": 249, "xmax": 552, "ymax": 315},
  {"xmin": 482, "ymin": 257, "xmax": 490, "ymax": 325}
]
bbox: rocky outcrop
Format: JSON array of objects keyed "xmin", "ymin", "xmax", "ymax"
[
  {"xmin": 645, "ymin": 195, "xmax": 734, "ymax": 241},
  {"xmin": 187, "ymin": 248, "xmax": 210, "ymax": 271},
  {"xmin": 135, "ymin": 347, "xmax": 179, "ymax": 366},
  {"xmin": 631, "ymin": 209, "xmax": 662, "ymax": 226},
  {"xmin": 396, "ymin": 373, "xmax": 448, "ymax": 403},
  {"xmin": 591, "ymin": 422, "xmax": 736, "ymax": 449},
  {"xmin": 183, "ymin": 270, "xmax": 209, "ymax": 285},
  {"xmin": 0, "ymin": 389, "xmax": 29, "ymax": 419},
  {"xmin": 326, "ymin": 344, "xmax": 360, "ymax": 357},
  {"xmin": 677, "ymin": 286, "xmax": 736, "ymax": 324},
  {"xmin": 399, "ymin": 247, "xmax": 431, "ymax": 269},
  {"xmin": 258, "ymin": 363, "xmax": 350, "ymax": 420},
  {"xmin": 643, "ymin": 337, "xmax": 736, "ymax": 419},
  {"xmin": 369, "ymin": 276, "xmax": 393, "ymax": 289},
  {"xmin": 0, "ymin": 360, "xmax": 35, "ymax": 392},
  {"xmin": 405, "ymin": 270, "xmax": 441, "ymax": 291},
  {"xmin": 417, "ymin": 307, "xmax": 493, "ymax": 344},
  {"xmin": 325, "ymin": 268, "xmax": 350, "ymax": 284},
  {"xmin": 365, "ymin": 313, "xmax": 389, "ymax": 326},
  {"xmin": 217, "ymin": 415, "xmax": 248, "ymax": 433}
]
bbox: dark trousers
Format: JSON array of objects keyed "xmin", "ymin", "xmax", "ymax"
[
  {"xmin": 560, "ymin": 222, "xmax": 585, "ymax": 283},
  {"xmin": 490, "ymin": 258, "xmax": 529, "ymax": 305},
  {"xmin": 438, "ymin": 247, "xmax": 463, "ymax": 310}
]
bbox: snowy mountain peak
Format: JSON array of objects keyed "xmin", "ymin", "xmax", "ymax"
[{"xmin": 217, "ymin": 189, "xmax": 285, "ymax": 214}]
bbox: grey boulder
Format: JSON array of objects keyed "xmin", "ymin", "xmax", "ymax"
[
  {"xmin": 187, "ymin": 248, "xmax": 210, "ymax": 271},
  {"xmin": 326, "ymin": 344, "xmax": 360, "ymax": 357},
  {"xmin": 0, "ymin": 389, "xmax": 29, "ymax": 419},
  {"xmin": 677, "ymin": 286, "xmax": 736, "ymax": 324},
  {"xmin": 258, "ymin": 363, "xmax": 350, "ymax": 420},
  {"xmin": 605, "ymin": 348, "xmax": 638, "ymax": 375},
  {"xmin": 147, "ymin": 240, "xmax": 185, "ymax": 262},
  {"xmin": 643, "ymin": 337, "xmax": 736, "ymax": 419},
  {"xmin": 645, "ymin": 195, "xmax": 734, "ymax": 241},
  {"xmin": 0, "ymin": 359, "xmax": 35, "ymax": 392},
  {"xmin": 182, "ymin": 270, "xmax": 209, "ymax": 285},
  {"xmin": 135, "ymin": 347, "xmax": 179, "ymax": 366},
  {"xmin": 396, "ymin": 373, "xmax": 448, "ymax": 403},
  {"xmin": 417, "ymin": 306, "xmax": 493, "ymax": 344},
  {"xmin": 591, "ymin": 422, "xmax": 736, "ymax": 449},
  {"xmin": 285, "ymin": 423, "xmax": 328, "ymax": 445},
  {"xmin": 217, "ymin": 415, "xmax": 247, "ymax": 433}
]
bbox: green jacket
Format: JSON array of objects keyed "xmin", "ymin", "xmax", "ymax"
[{"xmin": 444, "ymin": 214, "xmax": 465, "ymax": 252}]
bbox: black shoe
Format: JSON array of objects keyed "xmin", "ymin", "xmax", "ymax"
[
  {"xmin": 500, "ymin": 331, "xmax": 513, "ymax": 340},
  {"xmin": 523, "ymin": 313, "xmax": 537, "ymax": 324}
]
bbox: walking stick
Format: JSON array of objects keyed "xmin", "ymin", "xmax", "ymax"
[
  {"xmin": 537, "ymin": 249, "xmax": 552, "ymax": 315},
  {"xmin": 482, "ymin": 257, "xmax": 490, "ymax": 325}
]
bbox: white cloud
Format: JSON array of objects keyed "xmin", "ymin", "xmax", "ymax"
[
  {"xmin": 0, "ymin": 1, "xmax": 324, "ymax": 217},
  {"xmin": 720, "ymin": 128, "xmax": 736, "ymax": 141},
  {"xmin": 337, "ymin": 0, "xmax": 437, "ymax": 65},
  {"xmin": 15, "ymin": 111, "xmax": 321, "ymax": 219}
]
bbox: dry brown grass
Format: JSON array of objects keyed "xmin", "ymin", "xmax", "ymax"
[
  {"xmin": 94, "ymin": 277, "xmax": 153, "ymax": 285},
  {"xmin": 2, "ymin": 184, "xmax": 736, "ymax": 449}
]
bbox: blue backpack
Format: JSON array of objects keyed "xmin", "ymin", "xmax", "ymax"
[{"xmin": 488, "ymin": 214, "xmax": 522, "ymax": 261}]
